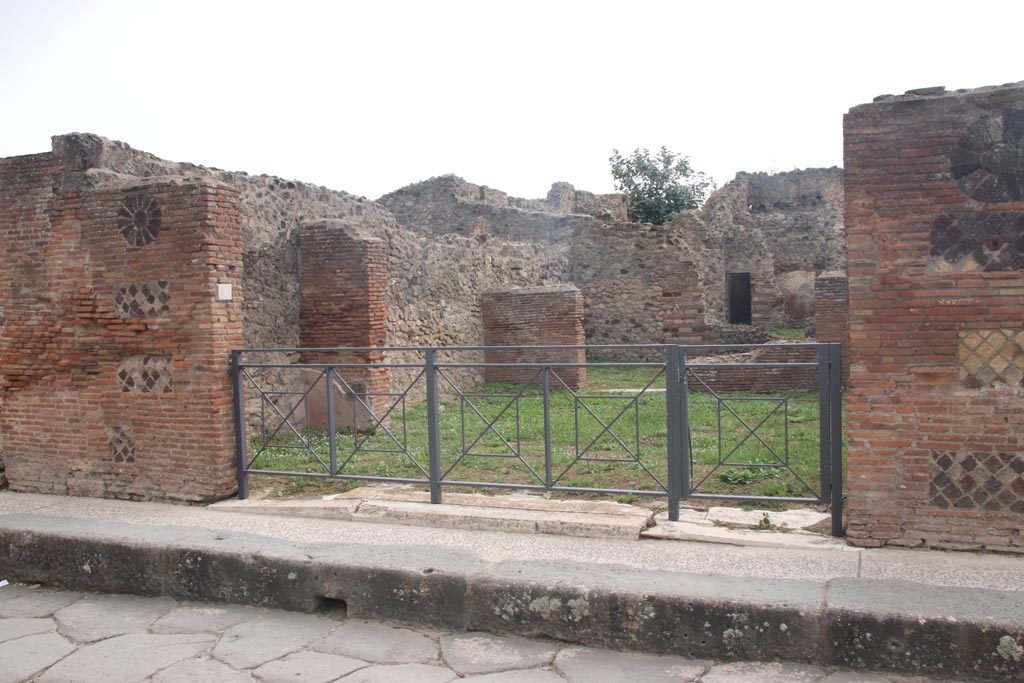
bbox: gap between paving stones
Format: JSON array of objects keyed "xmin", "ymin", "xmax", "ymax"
[{"xmin": 0, "ymin": 515, "xmax": 1020, "ymax": 681}]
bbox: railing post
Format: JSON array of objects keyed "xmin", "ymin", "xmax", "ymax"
[
  {"xmin": 829, "ymin": 343, "xmax": 845, "ymax": 537},
  {"xmin": 817, "ymin": 344, "xmax": 831, "ymax": 505},
  {"xmin": 543, "ymin": 366, "xmax": 552, "ymax": 489},
  {"xmin": 425, "ymin": 349, "xmax": 443, "ymax": 504},
  {"xmin": 326, "ymin": 366, "xmax": 337, "ymax": 476},
  {"xmin": 666, "ymin": 346, "xmax": 682, "ymax": 521},
  {"xmin": 679, "ymin": 348, "xmax": 692, "ymax": 505},
  {"xmin": 231, "ymin": 350, "xmax": 249, "ymax": 500}
]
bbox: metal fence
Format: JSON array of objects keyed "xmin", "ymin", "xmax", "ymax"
[{"xmin": 232, "ymin": 344, "xmax": 844, "ymax": 536}]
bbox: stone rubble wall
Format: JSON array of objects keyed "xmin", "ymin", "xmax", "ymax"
[
  {"xmin": 381, "ymin": 170, "xmax": 847, "ymax": 354},
  {"xmin": 569, "ymin": 214, "xmax": 712, "ymax": 361},
  {"xmin": 700, "ymin": 168, "xmax": 846, "ymax": 330},
  {"xmin": 83, "ymin": 137, "xmax": 573, "ymax": 405}
]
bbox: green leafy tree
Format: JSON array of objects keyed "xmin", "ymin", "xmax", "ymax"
[{"xmin": 609, "ymin": 146, "xmax": 713, "ymax": 224}]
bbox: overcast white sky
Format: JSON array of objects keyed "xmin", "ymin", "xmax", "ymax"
[{"xmin": 2, "ymin": 0, "xmax": 1022, "ymax": 200}]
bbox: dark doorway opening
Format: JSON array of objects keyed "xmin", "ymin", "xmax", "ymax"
[{"xmin": 727, "ymin": 272, "xmax": 752, "ymax": 324}]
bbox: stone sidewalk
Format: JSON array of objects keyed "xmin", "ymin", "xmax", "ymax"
[{"xmin": 0, "ymin": 583, "xmax": 958, "ymax": 683}]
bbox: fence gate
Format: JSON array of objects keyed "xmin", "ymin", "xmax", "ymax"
[{"xmin": 232, "ymin": 344, "xmax": 844, "ymax": 536}]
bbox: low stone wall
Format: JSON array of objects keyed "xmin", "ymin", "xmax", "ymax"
[
  {"xmin": 686, "ymin": 346, "xmax": 820, "ymax": 395},
  {"xmin": 482, "ymin": 285, "xmax": 586, "ymax": 389}
]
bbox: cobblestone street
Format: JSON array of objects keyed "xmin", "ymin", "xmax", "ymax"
[{"xmin": 0, "ymin": 583, "xmax": 964, "ymax": 683}]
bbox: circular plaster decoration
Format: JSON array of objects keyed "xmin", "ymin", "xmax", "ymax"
[
  {"xmin": 949, "ymin": 109, "xmax": 1024, "ymax": 203},
  {"xmin": 117, "ymin": 192, "xmax": 162, "ymax": 246}
]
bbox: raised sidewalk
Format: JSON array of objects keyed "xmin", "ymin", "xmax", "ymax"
[{"xmin": 0, "ymin": 491, "xmax": 1021, "ymax": 681}]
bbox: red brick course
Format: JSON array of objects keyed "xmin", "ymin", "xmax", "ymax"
[
  {"xmin": 482, "ymin": 286, "xmax": 586, "ymax": 390},
  {"xmin": 844, "ymin": 84, "xmax": 1024, "ymax": 552},
  {"xmin": 298, "ymin": 221, "xmax": 391, "ymax": 429},
  {"xmin": 814, "ymin": 273, "xmax": 850, "ymax": 386},
  {"xmin": 0, "ymin": 143, "xmax": 243, "ymax": 502}
]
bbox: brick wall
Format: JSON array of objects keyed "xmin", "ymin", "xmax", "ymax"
[
  {"xmin": 686, "ymin": 345, "xmax": 820, "ymax": 395},
  {"xmin": 298, "ymin": 220, "xmax": 391, "ymax": 430},
  {"xmin": 844, "ymin": 83, "xmax": 1024, "ymax": 552},
  {"xmin": 481, "ymin": 285, "xmax": 586, "ymax": 389},
  {"xmin": 814, "ymin": 272, "xmax": 850, "ymax": 385},
  {"xmin": 0, "ymin": 143, "xmax": 243, "ymax": 502}
]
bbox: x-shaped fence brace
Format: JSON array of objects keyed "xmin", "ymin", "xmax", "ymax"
[{"xmin": 686, "ymin": 368, "xmax": 818, "ymax": 498}]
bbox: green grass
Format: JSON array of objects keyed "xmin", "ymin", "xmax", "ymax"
[
  {"xmin": 248, "ymin": 365, "xmax": 845, "ymax": 503},
  {"xmin": 769, "ymin": 326, "xmax": 808, "ymax": 340}
]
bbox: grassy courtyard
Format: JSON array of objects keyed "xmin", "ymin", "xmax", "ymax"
[{"xmin": 247, "ymin": 361, "xmax": 842, "ymax": 504}]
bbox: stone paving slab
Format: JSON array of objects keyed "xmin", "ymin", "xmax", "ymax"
[
  {"xmin": 150, "ymin": 602, "xmax": 261, "ymax": 635},
  {"xmin": 150, "ymin": 657, "xmax": 256, "ymax": 683},
  {"xmin": 314, "ymin": 620, "xmax": 439, "ymax": 663},
  {"xmin": 252, "ymin": 650, "xmax": 367, "ymax": 683},
  {"xmin": 213, "ymin": 612, "xmax": 338, "ymax": 669},
  {"xmin": 37, "ymin": 632, "xmax": 215, "ymax": 683},
  {"xmin": 54, "ymin": 593, "xmax": 176, "ymax": 643},
  {"xmin": 337, "ymin": 663, "xmax": 458, "ymax": 683},
  {"xmin": 441, "ymin": 632, "xmax": 559, "ymax": 675},
  {"xmin": 553, "ymin": 645, "xmax": 710, "ymax": 683},
  {"xmin": 0, "ymin": 583, "xmax": 83, "ymax": 618},
  {"xmin": 0, "ymin": 616, "xmax": 55, "ymax": 643},
  {"xmin": 0, "ymin": 632, "xmax": 75, "ymax": 683}
]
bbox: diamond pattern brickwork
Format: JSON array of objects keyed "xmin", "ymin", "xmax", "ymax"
[
  {"xmin": 930, "ymin": 451, "xmax": 1024, "ymax": 514},
  {"xmin": 106, "ymin": 425, "xmax": 136, "ymax": 464},
  {"xmin": 930, "ymin": 211, "xmax": 1024, "ymax": 272},
  {"xmin": 114, "ymin": 281, "xmax": 170, "ymax": 320},
  {"xmin": 958, "ymin": 329, "xmax": 1024, "ymax": 388},
  {"xmin": 949, "ymin": 109, "xmax": 1024, "ymax": 203},
  {"xmin": 116, "ymin": 355, "xmax": 173, "ymax": 394}
]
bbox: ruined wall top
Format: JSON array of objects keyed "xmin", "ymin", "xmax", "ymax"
[
  {"xmin": 377, "ymin": 175, "xmax": 626, "ymax": 241},
  {"xmin": 858, "ymin": 81, "xmax": 1024, "ymax": 108}
]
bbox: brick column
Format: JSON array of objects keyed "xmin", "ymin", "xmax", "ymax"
[
  {"xmin": 844, "ymin": 84, "xmax": 1024, "ymax": 552},
  {"xmin": 482, "ymin": 285, "xmax": 586, "ymax": 389},
  {"xmin": 299, "ymin": 220, "xmax": 390, "ymax": 431},
  {"xmin": 1, "ymin": 148, "xmax": 243, "ymax": 502},
  {"xmin": 814, "ymin": 271, "xmax": 850, "ymax": 386}
]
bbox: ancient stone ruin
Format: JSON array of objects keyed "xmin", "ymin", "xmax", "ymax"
[
  {"xmin": 2, "ymin": 78, "xmax": 1022, "ymax": 554},
  {"xmin": 0, "ymin": 135, "xmax": 846, "ymax": 499}
]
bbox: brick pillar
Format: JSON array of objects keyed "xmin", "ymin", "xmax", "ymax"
[
  {"xmin": 1, "ymin": 143, "xmax": 243, "ymax": 502},
  {"xmin": 299, "ymin": 220, "xmax": 390, "ymax": 431},
  {"xmin": 482, "ymin": 285, "xmax": 586, "ymax": 389},
  {"xmin": 844, "ymin": 83, "xmax": 1024, "ymax": 552},
  {"xmin": 814, "ymin": 271, "xmax": 850, "ymax": 386}
]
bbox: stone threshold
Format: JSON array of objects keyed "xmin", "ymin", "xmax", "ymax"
[{"xmin": 210, "ymin": 486, "xmax": 842, "ymax": 548}]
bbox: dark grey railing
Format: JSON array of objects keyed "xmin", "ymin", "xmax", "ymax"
[{"xmin": 231, "ymin": 344, "xmax": 844, "ymax": 536}]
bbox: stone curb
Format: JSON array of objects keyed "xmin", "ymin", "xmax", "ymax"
[{"xmin": 0, "ymin": 514, "xmax": 1020, "ymax": 681}]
